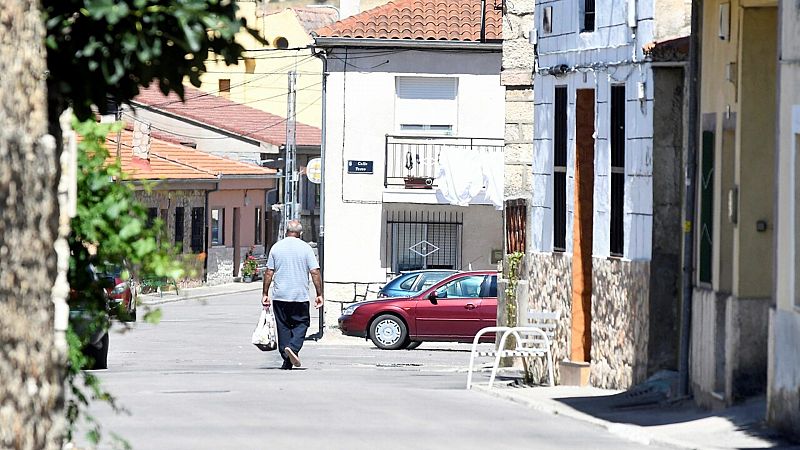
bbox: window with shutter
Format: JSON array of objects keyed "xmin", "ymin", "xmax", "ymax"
[{"xmin": 395, "ymin": 77, "xmax": 458, "ymax": 135}]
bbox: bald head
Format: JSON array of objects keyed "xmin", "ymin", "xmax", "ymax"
[{"xmin": 286, "ymin": 220, "xmax": 303, "ymax": 237}]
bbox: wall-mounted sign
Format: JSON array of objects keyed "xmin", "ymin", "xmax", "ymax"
[
  {"xmin": 306, "ymin": 157, "xmax": 322, "ymax": 184},
  {"xmin": 347, "ymin": 160, "xmax": 373, "ymax": 174}
]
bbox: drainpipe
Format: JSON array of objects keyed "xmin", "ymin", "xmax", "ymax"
[
  {"xmin": 678, "ymin": 0, "xmax": 702, "ymax": 397},
  {"xmin": 309, "ymin": 47, "xmax": 328, "ymax": 340},
  {"xmin": 203, "ymin": 177, "xmax": 221, "ymax": 283},
  {"xmin": 480, "ymin": 0, "xmax": 487, "ymax": 43}
]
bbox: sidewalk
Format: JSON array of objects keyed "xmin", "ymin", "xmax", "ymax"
[
  {"xmin": 472, "ymin": 382, "xmax": 797, "ymax": 449},
  {"xmin": 138, "ymin": 281, "xmax": 261, "ymax": 306}
]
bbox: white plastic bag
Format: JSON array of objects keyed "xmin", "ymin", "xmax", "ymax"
[{"xmin": 251, "ymin": 307, "xmax": 278, "ymax": 351}]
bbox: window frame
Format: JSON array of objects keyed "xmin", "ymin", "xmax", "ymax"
[
  {"xmin": 580, "ymin": 0, "xmax": 596, "ymax": 32},
  {"xmin": 553, "ymin": 86, "xmax": 568, "ymax": 252},
  {"xmin": 174, "ymin": 206, "xmax": 185, "ymax": 249},
  {"xmin": 211, "ymin": 208, "xmax": 225, "ymax": 247},
  {"xmin": 610, "ymin": 84, "xmax": 626, "ymax": 257},
  {"xmin": 254, "ymin": 207, "xmax": 262, "ymax": 245}
]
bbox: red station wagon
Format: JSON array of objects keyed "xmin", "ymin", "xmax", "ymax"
[{"xmin": 338, "ymin": 271, "xmax": 498, "ymax": 350}]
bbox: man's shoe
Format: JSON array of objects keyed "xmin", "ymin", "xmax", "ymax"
[
  {"xmin": 280, "ymin": 359, "xmax": 293, "ymax": 370},
  {"xmin": 285, "ymin": 347, "xmax": 301, "ymax": 367}
]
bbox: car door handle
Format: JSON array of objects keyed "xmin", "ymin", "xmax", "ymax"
[{"xmin": 464, "ymin": 303, "xmax": 476, "ymax": 310}]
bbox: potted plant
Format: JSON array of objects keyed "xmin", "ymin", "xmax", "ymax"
[{"xmin": 242, "ymin": 248, "xmax": 257, "ymax": 282}]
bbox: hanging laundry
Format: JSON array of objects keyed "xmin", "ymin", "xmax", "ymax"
[
  {"xmin": 435, "ymin": 146, "xmax": 483, "ymax": 206},
  {"xmin": 481, "ymin": 150, "xmax": 504, "ymax": 210}
]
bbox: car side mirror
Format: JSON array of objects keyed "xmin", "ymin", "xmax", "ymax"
[{"xmin": 427, "ymin": 292, "xmax": 438, "ymax": 305}]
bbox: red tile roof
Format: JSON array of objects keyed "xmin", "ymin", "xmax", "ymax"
[
  {"xmin": 133, "ymin": 85, "xmax": 321, "ymax": 147},
  {"xmin": 104, "ymin": 130, "xmax": 276, "ymax": 181},
  {"xmin": 315, "ymin": 0, "xmax": 501, "ymax": 42}
]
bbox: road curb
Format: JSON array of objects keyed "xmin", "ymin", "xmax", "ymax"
[
  {"xmin": 140, "ymin": 285, "xmax": 262, "ymax": 306},
  {"xmin": 471, "ymin": 385, "xmax": 697, "ymax": 450}
]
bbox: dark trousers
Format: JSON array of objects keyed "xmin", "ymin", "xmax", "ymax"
[{"xmin": 272, "ymin": 300, "xmax": 310, "ymax": 361}]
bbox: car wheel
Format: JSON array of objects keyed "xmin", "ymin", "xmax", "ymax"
[
  {"xmin": 86, "ymin": 333, "xmax": 109, "ymax": 370},
  {"xmin": 369, "ymin": 314, "xmax": 408, "ymax": 350},
  {"xmin": 405, "ymin": 341, "xmax": 422, "ymax": 350}
]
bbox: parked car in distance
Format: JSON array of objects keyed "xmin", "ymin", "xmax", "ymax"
[
  {"xmin": 377, "ymin": 269, "xmax": 458, "ymax": 298},
  {"xmin": 97, "ymin": 265, "xmax": 136, "ymax": 322},
  {"xmin": 339, "ymin": 270, "xmax": 498, "ymax": 350}
]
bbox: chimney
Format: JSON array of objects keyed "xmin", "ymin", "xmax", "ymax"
[
  {"xmin": 132, "ymin": 120, "xmax": 151, "ymax": 160},
  {"xmin": 339, "ymin": 0, "xmax": 360, "ymax": 19}
]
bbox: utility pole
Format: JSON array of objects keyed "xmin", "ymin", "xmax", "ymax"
[{"xmin": 281, "ymin": 71, "xmax": 298, "ymax": 238}]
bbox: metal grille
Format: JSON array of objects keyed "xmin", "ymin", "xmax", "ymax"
[
  {"xmin": 386, "ymin": 210, "xmax": 463, "ymax": 273},
  {"xmin": 190, "ymin": 207, "xmax": 204, "ymax": 253},
  {"xmin": 554, "ymin": 86, "xmax": 568, "ymax": 251},
  {"xmin": 384, "ymin": 135, "xmax": 504, "ymax": 188},
  {"xmin": 505, "ymin": 199, "xmax": 526, "ymax": 253},
  {"xmin": 175, "ymin": 207, "xmax": 185, "ymax": 248},
  {"xmin": 610, "ymin": 85, "xmax": 626, "ymax": 256}
]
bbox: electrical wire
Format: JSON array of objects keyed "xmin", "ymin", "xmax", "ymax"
[{"xmin": 141, "ymin": 81, "xmax": 322, "ymax": 111}]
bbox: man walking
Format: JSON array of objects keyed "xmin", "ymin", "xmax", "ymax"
[{"xmin": 261, "ymin": 220, "xmax": 324, "ymax": 369}]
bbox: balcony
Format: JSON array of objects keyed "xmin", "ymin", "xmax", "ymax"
[{"xmin": 383, "ymin": 134, "xmax": 504, "ymax": 204}]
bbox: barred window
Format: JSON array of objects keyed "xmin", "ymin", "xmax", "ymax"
[{"xmin": 386, "ymin": 210, "xmax": 463, "ymax": 273}]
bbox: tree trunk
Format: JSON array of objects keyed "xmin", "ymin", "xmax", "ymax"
[{"xmin": 0, "ymin": 1, "xmax": 65, "ymax": 448}]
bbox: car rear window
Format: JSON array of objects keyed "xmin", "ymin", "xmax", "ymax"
[{"xmin": 398, "ymin": 275, "xmax": 419, "ymax": 290}]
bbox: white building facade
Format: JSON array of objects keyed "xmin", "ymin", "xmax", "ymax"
[
  {"xmin": 315, "ymin": 45, "xmax": 506, "ymax": 321},
  {"xmin": 527, "ymin": 0, "xmax": 690, "ymax": 388}
]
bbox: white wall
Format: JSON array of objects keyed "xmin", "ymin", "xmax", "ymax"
[
  {"xmin": 323, "ymin": 48, "xmax": 504, "ymax": 284},
  {"xmin": 530, "ymin": 0, "xmax": 664, "ymax": 261}
]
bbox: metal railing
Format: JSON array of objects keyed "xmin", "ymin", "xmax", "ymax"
[{"xmin": 384, "ymin": 134, "xmax": 504, "ymax": 189}]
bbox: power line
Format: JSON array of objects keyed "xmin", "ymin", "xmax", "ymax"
[{"xmin": 143, "ymin": 81, "xmax": 322, "ymax": 111}]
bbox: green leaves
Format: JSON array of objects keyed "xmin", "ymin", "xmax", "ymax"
[{"xmin": 43, "ymin": 0, "xmax": 261, "ymax": 119}]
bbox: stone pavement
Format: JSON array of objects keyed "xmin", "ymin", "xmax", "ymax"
[{"xmin": 471, "ymin": 383, "xmax": 798, "ymax": 449}]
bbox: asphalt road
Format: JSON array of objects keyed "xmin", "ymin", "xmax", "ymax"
[{"xmin": 77, "ymin": 291, "xmax": 664, "ymax": 450}]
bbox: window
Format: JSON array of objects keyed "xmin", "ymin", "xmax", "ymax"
[
  {"xmin": 581, "ymin": 0, "xmax": 595, "ymax": 32},
  {"xmin": 399, "ymin": 275, "xmax": 419, "ymax": 290},
  {"xmin": 698, "ymin": 130, "xmax": 715, "ymax": 284},
  {"xmin": 386, "ymin": 210, "xmax": 462, "ymax": 273},
  {"xmin": 254, "ymin": 207, "xmax": 262, "ymax": 245},
  {"xmin": 190, "ymin": 207, "xmax": 204, "ymax": 253},
  {"xmin": 218, "ymin": 79, "xmax": 231, "ymax": 98},
  {"xmin": 146, "ymin": 207, "xmax": 158, "ymax": 229},
  {"xmin": 395, "ymin": 77, "xmax": 458, "ymax": 135},
  {"xmin": 435, "ymin": 275, "xmax": 486, "ymax": 298},
  {"xmin": 211, "ymin": 208, "xmax": 224, "ymax": 246},
  {"xmin": 505, "ymin": 199, "xmax": 527, "ymax": 253},
  {"xmin": 610, "ymin": 85, "xmax": 626, "ymax": 256},
  {"xmin": 543, "ymin": 6, "xmax": 553, "ymax": 34},
  {"xmin": 175, "ymin": 207, "xmax": 185, "ymax": 248},
  {"xmin": 553, "ymin": 86, "xmax": 568, "ymax": 251}
]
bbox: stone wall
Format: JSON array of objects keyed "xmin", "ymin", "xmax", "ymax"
[
  {"xmin": 767, "ymin": 308, "xmax": 800, "ymax": 440},
  {"xmin": 525, "ymin": 252, "xmax": 573, "ymax": 383},
  {"xmin": 502, "ymin": 0, "xmax": 535, "ymax": 201},
  {"xmin": 590, "ymin": 258, "xmax": 651, "ymax": 389},
  {"xmin": 207, "ymin": 247, "xmax": 234, "ymax": 285}
]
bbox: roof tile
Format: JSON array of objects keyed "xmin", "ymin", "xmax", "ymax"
[
  {"xmin": 315, "ymin": 0, "xmax": 501, "ymax": 42},
  {"xmin": 133, "ymin": 85, "xmax": 321, "ymax": 148}
]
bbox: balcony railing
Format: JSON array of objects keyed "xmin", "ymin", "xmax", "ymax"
[{"xmin": 384, "ymin": 134, "xmax": 504, "ymax": 189}]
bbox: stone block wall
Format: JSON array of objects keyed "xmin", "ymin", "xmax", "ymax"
[
  {"xmin": 590, "ymin": 258, "xmax": 651, "ymax": 389},
  {"xmin": 525, "ymin": 252, "xmax": 573, "ymax": 383},
  {"xmin": 502, "ymin": 0, "xmax": 535, "ymax": 201}
]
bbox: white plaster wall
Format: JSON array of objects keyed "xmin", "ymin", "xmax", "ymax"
[
  {"xmin": 531, "ymin": 55, "xmax": 655, "ymax": 260},
  {"xmin": 531, "ymin": 0, "xmax": 666, "ymax": 260},
  {"xmin": 323, "ymin": 48, "xmax": 503, "ymax": 284}
]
